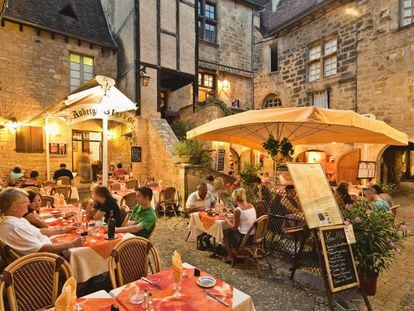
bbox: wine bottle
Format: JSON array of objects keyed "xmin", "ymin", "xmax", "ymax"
[{"xmin": 107, "ymin": 210, "xmax": 116, "ymax": 239}]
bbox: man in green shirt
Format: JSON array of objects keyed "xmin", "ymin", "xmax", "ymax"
[{"xmin": 115, "ymin": 187, "xmax": 157, "ymax": 238}]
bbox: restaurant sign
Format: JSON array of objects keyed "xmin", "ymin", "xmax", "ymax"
[{"xmin": 69, "ymin": 104, "xmax": 137, "ymax": 127}]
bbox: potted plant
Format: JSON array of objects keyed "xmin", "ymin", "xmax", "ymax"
[
  {"xmin": 262, "ymin": 135, "xmax": 294, "ymax": 163},
  {"xmin": 240, "ymin": 162, "xmax": 261, "ymax": 184},
  {"xmin": 341, "ymin": 200, "xmax": 404, "ymax": 295},
  {"xmin": 173, "ymin": 139, "xmax": 212, "ymax": 166}
]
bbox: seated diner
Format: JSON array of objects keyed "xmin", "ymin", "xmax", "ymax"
[
  {"xmin": 372, "ymin": 184, "xmax": 393, "ymax": 207},
  {"xmin": 53, "ymin": 163, "xmax": 74, "ymax": 181},
  {"xmin": 23, "ymin": 190, "xmax": 48, "ymax": 229},
  {"xmin": 365, "ymin": 187, "xmax": 390, "ymax": 212},
  {"xmin": 90, "ymin": 185, "xmax": 122, "ymax": 226},
  {"xmin": 223, "ymin": 188, "xmax": 257, "ymax": 264},
  {"xmin": 114, "ymin": 187, "xmax": 157, "ymax": 238},
  {"xmin": 0, "ymin": 188, "xmax": 81, "ymax": 255},
  {"xmin": 185, "ymin": 182, "xmax": 216, "ymax": 213},
  {"xmin": 21, "ymin": 170, "xmax": 40, "ymax": 188}
]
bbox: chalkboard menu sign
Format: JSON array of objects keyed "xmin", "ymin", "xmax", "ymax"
[
  {"xmin": 131, "ymin": 146, "xmax": 142, "ymax": 163},
  {"xmin": 319, "ymin": 225, "xmax": 359, "ymax": 292}
]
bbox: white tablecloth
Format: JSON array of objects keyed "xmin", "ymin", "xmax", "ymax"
[
  {"xmin": 188, "ymin": 212, "xmax": 231, "ymax": 245},
  {"xmin": 70, "ymin": 187, "xmax": 79, "ymax": 201},
  {"xmin": 64, "ymin": 233, "xmax": 134, "ymax": 283},
  {"xmin": 82, "ymin": 290, "xmax": 112, "ymax": 299},
  {"xmin": 109, "ymin": 263, "xmax": 255, "ymax": 311}
]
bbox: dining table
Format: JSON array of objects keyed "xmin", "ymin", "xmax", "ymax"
[
  {"xmin": 109, "ymin": 263, "xmax": 256, "ymax": 311},
  {"xmin": 188, "ymin": 212, "xmax": 232, "ymax": 245},
  {"xmin": 39, "ymin": 206, "xmax": 134, "ymax": 283}
]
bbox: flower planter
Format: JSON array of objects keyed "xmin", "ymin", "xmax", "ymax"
[
  {"xmin": 359, "ymin": 274, "xmax": 378, "ymax": 296},
  {"xmin": 176, "ymin": 155, "xmax": 190, "ymax": 163}
]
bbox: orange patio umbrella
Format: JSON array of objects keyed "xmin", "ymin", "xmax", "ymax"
[{"xmin": 186, "ymin": 107, "xmax": 408, "ymax": 150}]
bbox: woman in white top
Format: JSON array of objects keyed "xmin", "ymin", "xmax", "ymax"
[{"xmin": 223, "ymin": 188, "xmax": 257, "ymax": 264}]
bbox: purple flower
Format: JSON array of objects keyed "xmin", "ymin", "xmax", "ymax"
[
  {"xmin": 354, "ymin": 216, "xmax": 362, "ymax": 223},
  {"xmin": 345, "ymin": 204, "xmax": 352, "ymax": 211},
  {"xmin": 344, "ymin": 220, "xmax": 351, "ymax": 226},
  {"xmin": 389, "ymin": 241, "xmax": 395, "ymax": 248},
  {"xmin": 396, "ymin": 247, "xmax": 401, "ymax": 254},
  {"xmin": 399, "ymin": 224, "xmax": 408, "ymax": 231}
]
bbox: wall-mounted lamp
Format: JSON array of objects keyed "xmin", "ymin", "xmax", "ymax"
[
  {"xmin": 140, "ymin": 66, "xmax": 150, "ymax": 87},
  {"xmin": 5, "ymin": 117, "xmax": 21, "ymax": 131}
]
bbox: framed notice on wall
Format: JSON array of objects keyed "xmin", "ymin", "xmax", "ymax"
[
  {"xmin": 287, "ymin": 163, "xmax": 343, "ymax": 229},
  {"xmin": 131, "ymin": 146, "xmax": 142, "ymax": 163},
  {"xmin": 357, "ymin": 161, "xmax": 376, "ymax": 179},
  {"xmin": 49, "ymin": 143, "xmax": 67, "ymax": 156}
]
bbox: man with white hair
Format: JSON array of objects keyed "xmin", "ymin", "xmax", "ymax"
[
  {"xmin": 185, "ymin": 182, "xmax": 216, "ymax": 213},
  {"xmin": 0, "ymin": 188, "xmax": 81, "ymax": 255}
]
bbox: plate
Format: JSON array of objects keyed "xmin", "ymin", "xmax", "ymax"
[
  {"xmin": 196, "ymin": 276, "xmax": 216, "ymax": 288},
  {"xmin": 51, "ymin": 210, "xmax": 61, "ymax": 214},
  {"xmin": 104, "ymin": 234, "xmax": 118, "ymax": 240}
]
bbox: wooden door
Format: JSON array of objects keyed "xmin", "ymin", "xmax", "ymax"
[{"xmin": 337, "ymin": 149, "xmax": 360, "ymax": 184}]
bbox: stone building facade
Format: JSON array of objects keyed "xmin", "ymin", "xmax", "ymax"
[
  {"xmin": 0, "ymin": 0, "xmax": 117, "ymax": 180},
  {"xmin": 254, "ymin": 0, "xmax": 414, "ymax": 183}
]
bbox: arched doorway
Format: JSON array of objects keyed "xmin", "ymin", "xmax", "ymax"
[
  {"xmin": 337, "ymin": 149, "xmax": 360, "ymax": 185},
  {"xmin": 296, "ymin": 149, "xmax": 336, "ymax": 183},
  {"xmin": 229, "ymin": 148, "xmax": 240, "ymax": 176},
  {"xmin": 380, "ymin": 144, "xmax": 414, "ymax": 184}
]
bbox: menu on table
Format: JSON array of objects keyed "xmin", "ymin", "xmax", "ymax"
[{"xmin": 287, "ymin": 163, "xmax": 343, "ymax": 229}]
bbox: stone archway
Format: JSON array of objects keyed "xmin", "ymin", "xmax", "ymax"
[{"xmin": 379, "ymin": 144, "xmax": 414, "ymax": 184}]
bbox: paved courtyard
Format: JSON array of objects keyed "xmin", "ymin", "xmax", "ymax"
[{"xmin": 151, "ymin": 192, "xmax": 414, "ymax": 311}]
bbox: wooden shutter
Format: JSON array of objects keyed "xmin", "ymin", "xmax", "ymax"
[
  {"xmin": 15, "ymin": 126, "xmax": 44, "ymax": 153},
  {"xmin": 15, "ymin": 126, "xmax": 30, "ymax": 152},
  {"xmin": 29, "ymin": 127, "xmax": 44, "ymax": 153}
]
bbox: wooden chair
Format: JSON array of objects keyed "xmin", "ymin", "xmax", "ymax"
[
  {"xmin": 158, "ymin": 187, "xmax": 177, "ymax": 220},
  {"xmin": 108, "ymin": 237, "xmax": 161, "ymax": 289},
  {"xmin": 231, "ymin": 215, "xmax": 273, "ymax": 276},
  {"xmin": 120, "ymin": 192, "xmax": 137, "ymax": 209},
  {"xmin": 51, "ymin": 186, "xmax": 72, "ymax": 200},
  {"xmin": 126, "ymin": 179, "xmax": 138, "ymax": 190},
  {"xmin": 119, "ymin": 206, "xmax": 131, "ymax": 226},
  {"xmin": 0, "ymin": 252, "xmax": 72, "ymax": 311},
  {"xmin": 0, "ymin": 241, "xmax": 21, "ymax": 271},
  {"xmin": 57, "ymin": 176, "xmax": 72, "ymax": 185},
  {"xmin": 390, "ymin": 204, "xmax": 400, "ymax": 218},
  {"xmin": 22, "ymin": 186, "xmax": 41, "ymax": 193},
  {"xmin": 41, "ymin": 195, "xmax": 55, "ymax": 208}
]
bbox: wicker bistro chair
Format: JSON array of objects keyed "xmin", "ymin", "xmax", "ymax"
[
  {"xmin": 57, "ymin": 176, "xmax": 72, "ymax": 185},
  {"xmin": 231, "ymin": 215, "xmax": 273, "ymax": 277},
  {"xmin": 0, "ymin": 252, "xmax": 73, "ymax": 311},
  {"xmin": 158, "ymin": 187, "xmax": 177, "ymax": 219},
  {"xmin": 120, "ymin": 192, "xmax": 137, "ymax": 209},
  {"xmin": 22, "ymin": 186, "xmax": 41, "ymax": 193},
  {"xmin": 126, "ymin": 180, "xmax": 138, "ymax": 190},
  {"xmin": 41, "ymin": 195, "xmax": 55, "ymax": 208},
  {"xmin": 0, "ymin": 241, "xmax": 21, "ymax": 271},
  {"xmin": 110, "ymin": 183, "xmax": 121, "ymax": 191},
  {"xmin": 51, "ymin": 186, "xmax": 72, "ymax": 200},
  {"xmin": 108, "ymin": 237, "xmax": 161, "ymax": 289},
  {"xmin": 119, "ymin": 206, "xmax": 131, "ymax": 227}
]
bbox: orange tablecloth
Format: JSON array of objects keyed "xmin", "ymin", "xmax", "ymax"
[
  {"xmin": 116, "ymin": 267, "xmax": 233, "ymax": 310},
  {"xmin": 47, "ymin": 297, "xmax": 126, "ymax": 311},
  {"xmin": 199, "ymin": 212, "xmax": 225, "ymax": 229},
  {"xmin": 53, "ymin": 230, "xmax": 123, "ymax": 259}
]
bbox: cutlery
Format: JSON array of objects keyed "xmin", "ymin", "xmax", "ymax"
[
  {"xmin": 141, "ymin": 277, "xmax": 162, "ymax": 290},
  {"xmin": 205, "ymin": 291, "xmax": 229, "ymax": 307}
]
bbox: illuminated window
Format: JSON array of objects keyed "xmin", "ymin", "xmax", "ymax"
[
  {"xmin": 70, "ymin": 53, "xmax": 94, "ymax": 92},
  {"xmin": 311, "ymin": 90, "xmax": 329, "ymax": 109},
  {"xmin": 198, "ymin": 72, "xmax": 216, "ymax": 102}
]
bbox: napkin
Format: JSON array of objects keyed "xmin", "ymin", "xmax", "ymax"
[
  {"xmin": 55, "ymin": 277, "xmax": 77, "ymax": 311},
  {"xmin": 172, "ymin": 250, "xmax": 183, "ymax": 284}
]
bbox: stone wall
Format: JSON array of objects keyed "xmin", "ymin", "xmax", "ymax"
[
  {"xmin": 254, "ymin": 2, "xmax": 360, "ymax": 110},
  {"xmin": 0, "ymin": 21, "xmax": 117, "ymax": 179},
  {"xmin": 179, "ymin": 103, "xmax": 225, "ymax": 128}
]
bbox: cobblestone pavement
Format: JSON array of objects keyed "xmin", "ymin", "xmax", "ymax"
[{"xmin": 151, "ymin": 193, "xmax": 413, "ymax": 311}]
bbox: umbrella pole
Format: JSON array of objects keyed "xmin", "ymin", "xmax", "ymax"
[{"xmin": 102, "ymin": 116, "xmax": 108, "ymax": 187}]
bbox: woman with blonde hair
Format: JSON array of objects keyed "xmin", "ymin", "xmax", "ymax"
[{"xmin": 223, "ymin": 187, "xmax": 257, "ymax": 264}]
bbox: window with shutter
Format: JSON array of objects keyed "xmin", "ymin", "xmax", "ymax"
[{"xmin": 15, "ymin": 126, "xmax": 44, "ymax": 153}]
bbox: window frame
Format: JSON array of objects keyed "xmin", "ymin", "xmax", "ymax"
[
  {"xmin": 269, "ymin": 45, "xmax": 279, "ymax": 73},
  {"xmin": 307, "ymin": 37, "xmax": 338, "ymax": 82},
  {"xmin": 15, "ymin": 126, "xmax": 44, "ymax": 153},
  {"xmin": 198, "ymin": 71, "xmax": 216, "ymax": 102},
  {"xmin": 311, "ymin": 89, "xmax": 330, "ymax": 109},
  {"xmin": 198, "ymin": 0, "xmax": 218, "ymax": 43},
  {"xmin": 262, "ymin": 94, "xmax": 282, "ymax": 109},
  {"xmin": 69, "ymin": 52, "xmax": 94, "ymax": 92},
  {"xmin": 216, "ymin": 148, "xmax": 226, "ymax": 172},
  {"xmin": 400, "ymin": 0, "xmax": 414, "ymax": 27}
]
